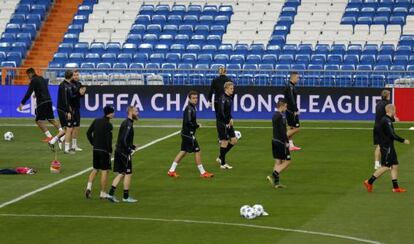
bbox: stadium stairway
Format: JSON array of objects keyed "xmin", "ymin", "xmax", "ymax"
[{"xmin": 15, "ymin": 0, "xmax": 83, "ymax": 84}]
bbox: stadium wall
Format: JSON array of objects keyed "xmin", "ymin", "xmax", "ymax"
[{"xmin": 0, "ymin": 85, "xmax": 401, "ymax": 121}]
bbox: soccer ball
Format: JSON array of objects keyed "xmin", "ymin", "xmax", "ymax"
[
  {"xmin": 235, "ymin": 130, "xmax": 242, "ymax": 140},
  {"xmin": 243, "ymin": 207, "xmax": 257, "ymax": 220},
  {"xmin": 3, "ymin": 131, "xmax": 14, "ymax": 141},
  {"xmin": 240, "ymin": 205, "xmax": 250, "ymax": 216},
  {"xmin": 50, "ymin": 160, "xmax": 61, "ymax": 174},
  {"xmin": 252, "ymin": 204, "xmax": 264, "ymax": 216}
]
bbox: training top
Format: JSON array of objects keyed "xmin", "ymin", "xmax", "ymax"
[
  {"xmin": 374, "ymin": 98, "xmax": 391, "ymax": 125},
  {"xmin": 272, "ymin": 111, "xmax": 288, "ymax": 144},
  {"xmin": 57, "ymin": 79, "xmax": 74, "ymax": 113},
  {"xmin": 283, "ymin": 81, "xmax": 298, "ymax": 112},
  {"xmin": 116, "ymin": 118, "xmax": 135, "ymax": 154},
  {"xmin": 208, "ymin": 74, "xmax": 231, "ymax": 103},
  {"xmin": 217, "ymin": 93, "xmax": 233, "ymax": 124},
  {"xmin": 87, "ymin": 116, "xmax": 113, "ymax": 153},
  {"xmin": 21, "ymin": 75, "xmax": 51, "ymax": 105},
  {"xmin": 379, "ymin": 115, "xmax": 405, "ymax": 147},
  {"xmin": 182, "ymin": 103, "xmax": 199, "ymax": 136}
]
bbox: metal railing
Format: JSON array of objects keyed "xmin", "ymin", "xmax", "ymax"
[{"xmin": 2, "ymin": 67, "xmax": 414, "ymax": 87}]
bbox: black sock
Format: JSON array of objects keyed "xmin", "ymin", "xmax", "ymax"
[
  {"xmin": 272, "ymin": 170, "xmax": 280, "ymax": 183},
  {"xmin": 225, "ymin": 143, "xmax": 234, "ymax": 153},
  {"xmin": 368, "ymin": 175, "xmax": 377, "ymax": 185},
  {"xmin": 109, "ymin": 186, "xmax": 116, "ymax": 196},
  {"xmin": 123, "ymin": 189, "xmax": 129, "ymax": 199},
  {"xmin": 220, "ymin": 147, "xmax": 226, "ymax": 165},
  {"xmin": 392, "ymin": 179, "xmax": 399, "ymax": 189}
]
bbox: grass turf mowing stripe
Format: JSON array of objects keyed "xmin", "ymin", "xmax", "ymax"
[
  {"xmin": 0, "ymin": 213, "xmax": 382, "ymax": 244},
  {"xmin": 0, "ymin": 123, "xmax": 411, "ymax": 131},
  {"xmin": 0, "ymin": 130, "xmax": 180, "ymax": 209}
]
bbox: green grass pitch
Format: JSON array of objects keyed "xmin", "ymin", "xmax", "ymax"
[{"xmin": 0, "ymin": 118, "xmax": 413, "ymax": 244}]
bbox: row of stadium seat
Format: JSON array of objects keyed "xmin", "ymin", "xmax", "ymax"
[{"xmin": 45, "ymin": 68, "xmax": 411, "ymax": 88}]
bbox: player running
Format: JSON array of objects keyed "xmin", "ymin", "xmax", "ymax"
[
  {"xmin": 364, "ymin": 104, "xmax": 410, "ymax": 193},
  {"xmin": 283, "ymin": 71, "xmax": 301, "ymax": 151},
  {"xmin": 267, "ymin": 99, "xmax": 291, "ymax": 188},
  {"xmin": 18, "ymin": 68, "xmax": 64, "ymax": 142},
  {"xmin": 49, "ymin": 70, "xmax": 76, "ymax": 154},
  {"xmin": 216, "ymin": 82, "xmax": 238, "ymax": 169},
  {"xmin": 167, "ymin": 91, "xmax": 214, "ymax": 178},
  {"xmin": 85, "ymin": 105, "xmax": 114, "ymax": 199},
  {"xmin": 70, "ymin": 69, "xmax": 86, "ymax": 152},
  {"xmin": 107, "ymin": 106, "xmax": 139, "ymax": 203}
]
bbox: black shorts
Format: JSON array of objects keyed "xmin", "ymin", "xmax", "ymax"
[
  {"xmin": 286, "ymin": 110, "xmax": 300, "ymax": 128},
  {"xmin": 58, "ymin": 110, "xmax": 73, "ymax": 128},
  {"xmin": 373, "ymin": 125, "xmax": 380, "ymax": 145},
  {"xmin": 216, "ymin": 121, "xmax": 236, "ymax": 140},
  {"xmin": 93, "ymin": 150, "xmax": 111, "ymax": 170},
  {"xmin": 272, "ymin": 140, "xmax": 291, "ymax": 160},
  {"xmin": 72, "ymin": 108, "xmax": 81, "ymax": 127},
  {"xmin": 35, "ymin": 100, "xmax": 54, "ymax": 121},
  {"xmin": 181, "ymin": 134, "xmax": 200, "ymax": 153},
  {"xmin": 380, "ymin": 145, "xmax": 398, "ymax": 167},
  {"xmin": 114, "ymin": 151, "xmax": 132, "ymax": 174}
]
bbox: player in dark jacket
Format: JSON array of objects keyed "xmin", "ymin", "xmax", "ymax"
[
  {"xmin": 267, "ymin": 99, "xmax": 291, "ymax": 188},
  {"xmin": 70, "ymin": 69, "xmax": 86, "ymax": 152},
  {"xmin": 107, "ymin": 106, "xmax": 139, "ymax": 203},
  {"xmin": 283, "ymin": 71, "xmax": 301, "ymax": 151},
  {"xmin": 48, "ymin": 70, "xmax": 76, "ymax": 153},
  {"xmin": 18, "ymin": 68, "xmax": 64, "ymax": 143},
  {"xmin": 167, "ymin": 91, "xmax": 214, "ymax": 178},
  {"xmin": 85, "ymin": 105, "xmax": 114, "ymax": 199},
  {"xmin": 216, "ymin": 82, "xmax": 238, "ymax": 169},
  {"xmin": 364, "ymin": 104, "xmax": 410, "ymax": 193},
  {"xmin": 373, "ymin": 90, "xmax": 391, "ymax": 169}
]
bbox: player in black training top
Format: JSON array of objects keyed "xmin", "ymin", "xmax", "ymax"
[
  {"xmin": 364, "ymin": 104, "xmax": 410, "ymax": 193},
  {"xmin": 48, "ymin": 70, "xmax": 76, "ymax": 154},
  {"xmin": 283, "ymin": 71, "xmax": 301, "ymax": 151},
  {"xmin": 108, "ymin": 106, "xmax": 139, "ymax": 203},
  {"xmin": 18, "ymin": 68, "xmax": 65, "ymax": 143},
  {"xmin": 208, "ymin": 66, "xmax": 231, "ymax": 116},
  {"xmin": 85, "ymin": 105, "xmax": 115, "ymax": 200},
  {"xmin": 167, "ymin": 91, "xmax": 214, "ymax": 178},
  {"xmin": 70, "ymin": 69, "xmax": 86, "ymax": 152},
  {"xmin": 216, "ymin": 82, "xmax": 238, "ymax": 169},
  {"xmin": 267, "ymin": 99, "xmax": 292, "ymax": 188},
  {"xmin": 373, "ymin": 90, "xmax": 392, "ymax": 169}
]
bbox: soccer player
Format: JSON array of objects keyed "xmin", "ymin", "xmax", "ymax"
[
  {"xmin": 107, "ymin": 106, "xmax": 139, "ymax": 203},
  {"xmin": 364, "ymin": 104, "xmax": 410, "ymax": 193},
  {"xmin": 18, "ymin": 68, "xmax": 64, "ymax": 142},
  {"xmin": 216, "ymin": 82, "xmax": 237, "ymax": 169},
  {"xmin": 70, "ymin": 69, "xmax": 86, "ymax": 152},
  {"xmin": 49, "ymin": 70, "xmax": 75, "ymax": 154},
  {"xmin": 283, "ymin": 71, "xmax": 301, "ymax": 151},
  {"xmin": 207, "ymin": 66, "xmax": 231, "ymax": 115},
  {"xmin": 167, "ymin": 91, "xmax": 214, "ymax": 178},
  {"xmin": 373, "ymin": 90, "xmax": 391, "ymax": 169},
  {"xmin": 267, "ymin": 99, "xmax": 291, "ymax": 188},
  {"xmin": 85, "ymin": 105, "xmax": 114, "ymax": 199}
]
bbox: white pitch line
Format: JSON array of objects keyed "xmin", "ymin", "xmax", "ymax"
[
  {"xmin": 0, "ymin": 130, "xmax": 180, "ymax": 209},
  {"xmin": 0, "ymin": 213, "xmax": 382, "ymax": 244},
  {"xmin": 0, "ymin": 123, "xmax": 411, "ymax": 131}
]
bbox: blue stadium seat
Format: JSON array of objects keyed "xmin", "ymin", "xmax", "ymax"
[
  {"xmin": 101, "ymin": 53, "xmax": 117, "ymax": 63},
  {"xmin": 85, "ymin": 53, "xmax": 100, "ymax": 63},
  {"xmin": 74, "ymin": 42, "xmax": 89, "ymax": 53}
]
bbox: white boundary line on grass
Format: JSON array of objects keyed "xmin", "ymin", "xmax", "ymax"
[
  {"xmin": 0, "ymin": 123, "xmax": 411, "ymax": 131},
  {"xmin": 0, "ymin": 130, "xmax": 181, "ymax": 209},
  {"xmin": 0, "ymin": 213, "xmax": 382, "ymax": 244}
]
